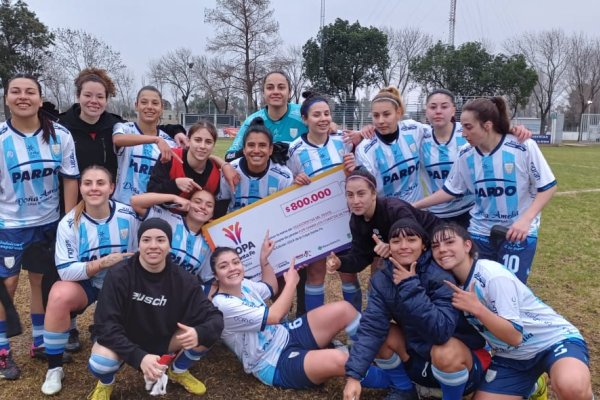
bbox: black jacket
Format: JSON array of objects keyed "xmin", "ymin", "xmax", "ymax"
[
  {"xmin": 58, "ymin": 104, "xmax": 124, "ymax": 179},
  {"xmin": 95, "ymin": 254, "xmax": 224, "ymax": 369},
  {"xmin": 338, "ymin": 197, "xmax": 440, "ymax": 273}
]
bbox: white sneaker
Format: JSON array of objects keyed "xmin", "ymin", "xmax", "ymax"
[{"xmin": 41, "ymin": 367, "xmax": 64, "ymax": 395}]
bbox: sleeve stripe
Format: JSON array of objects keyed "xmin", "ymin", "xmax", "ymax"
[
  {"xmin": 260, "ymin": 309, "xmax": 269, "ymax": 331},
  {"xmin": 443, "ymin": 185, "xmax": 461, "ymax": 197},
  {"xmin": 538, "ymin": 180, "xmax": 557, "ymax": 192},
  {"xmin": 56, "ymin": 262, "xmax": 75, "ymax": 270}
]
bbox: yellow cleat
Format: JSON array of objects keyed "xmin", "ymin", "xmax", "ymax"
[
  {"xmin": 529, "ymin": 374, "xmax": 548, "ymax": 400},
  {"xmin": 87, "ymin": 381, "xmax": 114, "ymax": 400},
  {"xmin": 167, "ymin": 369, "xmax": 207, "ymax": 395}
]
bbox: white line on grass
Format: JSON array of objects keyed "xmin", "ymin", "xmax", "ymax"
[
  {"xmin": 556, "ymin": 188, "xmax": 600, "ymax": 196},
  {"xmin": 552, "ymin": 162, "xmax": 600, "ymax": 170}
]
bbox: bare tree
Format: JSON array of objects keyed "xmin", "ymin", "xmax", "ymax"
[
  {"xmin": 505, "ymin": 29, "xmax": 569, "ymax": 134},
  {"xmin": 205, "ymin": 0, "xmax": 281, "ymax": 114},
  {"xmin": 111, "ymin": 68, "xmax": 136, "ymax": 118},
  {"xmin": 270, "ymin": 44, "xmax": 306, "ymax": 103},
  {"xmin": 194, "ymin": 56, "xmax": 238, "ymax": 114},
  {"xmin": 565, "ymin": 33, "xmax": 600, "ymax": 140},
  {"xmin": 381, "ymin": 27, "xmax": 432, "ymax": 94},
  {"xmin": 40, "ymin": 28, "xmax": 130, "ymax": 112},
  {"xmin": 148, "ymin": 47, "xmax": 201, "ymax": 113}
]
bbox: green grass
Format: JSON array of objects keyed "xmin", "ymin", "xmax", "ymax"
[{"xmin": 4, "ymin": 143, "xmax": 599, "ymax": 399}]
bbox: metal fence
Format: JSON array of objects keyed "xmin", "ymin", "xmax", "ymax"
[{"xmin": 579, "ymin": 114, "xmax": 600, "ymax": 142}]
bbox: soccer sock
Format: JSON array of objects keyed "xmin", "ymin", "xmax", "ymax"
[
  {"xmin": 304, "ymin": 283, "xmax": 324, "ymax": 311},
  {"xmin": 31, "ymin": 313, "xmax": 44, "ymax": 347},
  {"xmin": 344, "ymin": 313, "xmax": 361, "ymax": 342},
  {"xmin": 0, "ymin": 321, "xmax": 9, "ymax": 352},
  {"xmin": 342, "ymin": 282, "xmax": 362, "ymax": 312},
  {"xmin": 361, "ymin": 365, "xmax": 392, "ymax": 389},
  {"xmin": 431, "ymin": 366, "xmax": 468, "ymax": 400},
  {"xmin": 88, "ymin": 353, "xmax": 119, "ymax": 385},
  {"xmin": 43, "ymin": 330, "xmax": 69, "ymax": 368},
  {"xmin": 375, "ymin": 353, "xmax": 413, "ymax": 391},
  {"xmin": 172, "ymin": 349, "xmax": 207, "ymax": 373}
]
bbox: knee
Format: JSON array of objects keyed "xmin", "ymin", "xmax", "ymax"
[
  {"xmin": 552, "ymin": 375, "xmax": 592, "ymax": 400},
  {"xmin": 430, "ymin": 340, "xmax": 467, "ymax": 371},
  {"xmin": 47, "ymin": 284, "xmax": 80, "ymax": 312}
]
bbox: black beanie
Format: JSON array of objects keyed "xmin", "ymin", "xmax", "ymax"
[
  {"xmin": 137, "ymin": 218, "xmax": 173, "ymax": 243},
  {"xmin": 388, "ymin": 218, "xmax": 430, "ymax": 246}
]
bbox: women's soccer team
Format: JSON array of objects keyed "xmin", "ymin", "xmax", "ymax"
[{"xmin": 0, "ymin": 68, "xmax": 593, "ymax": 400}]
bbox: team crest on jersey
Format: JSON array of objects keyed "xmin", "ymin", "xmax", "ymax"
[
  {"xmin": 409, "ymin": 143, "xmax": 417, "ymax": 153},
  {"xmin": 6, "ymin": 150, "xmax": 14, "ymax": 159},
  {"xmin": 504, "ymin": 163, "xmax": 514, "ymax": 174},
  {"xmin": 290, "ymin": 128, "xmax": 298, "ymax": 138},
  {"xmin": 120, "ymin": 228, "xmax": 129, "ymax": 240},
  {"xmin": 268, "ymin": 187, "xmax": 277, "ymax": 195},
  {"xmin": 51, "ymin": 144, "xmax": 61, "ymax": 156},
  {"xmin": 4, "ymin": 257, "xmax": 15, "ymax": 269}
]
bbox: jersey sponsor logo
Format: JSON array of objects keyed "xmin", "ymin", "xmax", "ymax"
[
  {"xmin": 128, "ymin": 158, "xmax": 154, "ymax": 175},
  {"xmin": 476, "ymin": 185, "xmax": 517, "ymax": 198},
  {"xmin": 131, "ymin": 292, "xmax": 167, "ymax": 306},
  {"xmin": 400, "ymin": 124, "xmax": 417, "ymax": 131},
  {"xmin": 382, "ymin": 164, "xmax": 419, "ymax": 186},
  {"xmin": 427, "ymin": 169, "xmax": 450, "ymax": 180},
  {"xmin": 505, "ymin": 141, "xmax": 526, "ymax": 152},
  {"xmin": 12, "ymin": 165, "xmax": 60, "ymax": 183},
  {"xmin": 530, "ymin": 162, "xmax": 541, "ymax": 181},
  {"xmin": 223, "ymin": 222, "xmax": 256, "ymax": 261},
  {"xmin": 116, "ymin": 206, "xmax": 138, "ymax": 218},
  {"xmin": 65, "ymin": 240, "xmax": 75, "ymax": 259}
]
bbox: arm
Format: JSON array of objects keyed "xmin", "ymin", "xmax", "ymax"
[
  {"xmin": 180, "ymin": 285, "xmax": 224, "ymax": 348},
  {"xmin": 412, "ymin": 188, "xmax": 456, "ymax": 210},
  {"xmin": 266, "ymin": 262, "xmax": 299, "ymax": 324},
  {"xmin": 62, "ymin": 178, "xmax": 79, "ymax": 213},
  {"xmin": 130, "ymin": 193, "xmax": 188, "ymax": 217},
  {"xmin": 445, "ymin": 280, "xmax": 522, "ymax": 346},
  {"xmin": 507, "ymin": 185, "xmax": 557, "ymax": 242},
  {"xmin": 210, "ymin": 155, "xmax": 239, "ymax": 192}
]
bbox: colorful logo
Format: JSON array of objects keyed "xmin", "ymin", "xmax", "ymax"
[{"xmin": 223, "ymin": 222, "xmax": 243, "ymax": 245}]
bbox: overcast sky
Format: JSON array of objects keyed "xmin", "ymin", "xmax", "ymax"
[{"xmin": 25, "ymin": 0, "xmax": 600, "ymax": 90}]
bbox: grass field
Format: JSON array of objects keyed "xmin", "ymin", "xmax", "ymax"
[{"xmin": 1, "ymin": 141, "xmax": 598, "ymax": 399}]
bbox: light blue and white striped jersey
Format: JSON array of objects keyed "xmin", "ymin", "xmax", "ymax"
[
  {"xmin": 219, "ymin": 158, "xmax": 293, "ymax": 212},
  {"xmin": 145, "ymin": 206, "xmax": 213, "ymax": 283},
  {"xmin": 464, "ymin": 258, "xmax": 583, "ymax": 360},
  {"xmin": 227, "ymin": 103, "xmax": 306, "ymax": 153},
  {"xmin": 55, "ymin": 200, "xmax": 139, "ymax": 289},
  {"xmin": 355, "ymin": 119, "xmax": 427, "ymax": 204},
  {"xmin": 112, "ymin": 122, "xmax": 177, "ymax": 204},
  {"xmin": 287, "ymin": 133, "xmax": 346, "ymax": 178},
  {"xmin": 212, "ymin": 279, "xmax": 289, "ymax": 386},
  {"xmin": 0, "ymin": 121, "xmax": 79, "ymax": 228},
  {"xmin": 420, "ymin": 122, "xmax": 475, "ymax": 218},
  {"xmin": 443, "ymin": 134, "xmax": 556, "ymax": 237}
]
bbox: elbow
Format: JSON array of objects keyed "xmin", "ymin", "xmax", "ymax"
[{"xmin": 506, "ymin": 332, "xmax": 523, "ymax": 347}]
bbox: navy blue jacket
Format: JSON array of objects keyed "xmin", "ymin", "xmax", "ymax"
[{"xmin": 345, "ymin": 251, "xmax": 485, "ymax": 380}]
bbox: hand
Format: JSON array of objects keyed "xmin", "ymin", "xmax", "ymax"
[
  {"xmin": 294, "ymin": 172, "xmax": 311, "ymax": 186},
  {"xmin": 283, "ymin": 258, "xmax": 300, "ymax": 287},
  {"xmin": 175, "ymin": 322, "xmax": 199, "ymax": 349},
  {"xmin": 390, "ymin": 258, "xmax": 417, "ymax": 285},
  {"xmin": 175, "ymin": 177, "xmax": 203, "ymax": 194},
  {"xmin": 99, "ymin": 252, "xmax": 135, "ymax": 269},
  {"xmin": 510, "ymin": 124, "xmax": 532, "ymax": 143},
  {"xmin": 222, "ymin": 163, "xmax": 240, "ymax": 192},
  {"xmin": 360, "ymin": 124, "xmax": 376, "ymax": 140},
  {"xmin": 156, "ymin": 138, "xmax": 174, "ymax": 163},
  {"xmin": 140, "ymin": 354, "xmax": 168, "ymax": 382},
  {"xmin": 444, "ymin": 280, "xmax": 483, "ymax": 316},
  {"xmin": 343, "ymin": 377, "xmax": 362, "ymax": 400},
  {"xmin": 372, "ymin": 234, "xmax": 391, "ymax": 258},
  {"xmin": 174, "ymin": 132, "xmax": 189, "ymax": 148},
  {"xmin": 260, "ymin": 230, "xmax": 274, "ymax": 263},
  {"xmin": 507, "ymin": 218, "xmax": 531, "ymax": 243},
  {"xmin": 343, "ymin": 153, "xmax": 356, "ymax": 175},
  {"xmin": 326, "ymin": 252, "xmax": 341, "ymax": 274},
  {"xmin": 344, "ymin": 130, "xmax": 364, "ymax": 147}
]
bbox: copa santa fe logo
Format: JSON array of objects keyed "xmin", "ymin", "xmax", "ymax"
[{"xmin": 222, "ymin": 221, "xmax": 256, "ymax": 260}]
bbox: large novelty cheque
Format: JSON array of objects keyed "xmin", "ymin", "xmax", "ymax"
[{"xmin": 203, "ymin": 165, "xmax": 352, "ymax": 280}]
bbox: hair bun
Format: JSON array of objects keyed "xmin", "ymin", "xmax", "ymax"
[
  {"xmin": 250, "ymin": 116, "xmax": 265, "ymax": 126},
  {"xmin": 302, "ymin": 91, "xmax": 314, "ymax": 99}
]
